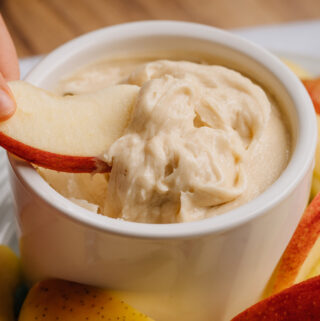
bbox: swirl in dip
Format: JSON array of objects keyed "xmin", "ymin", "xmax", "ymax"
[{"xmin": 38, "ymin": 55, "xmax": 291, "ymax": 223}]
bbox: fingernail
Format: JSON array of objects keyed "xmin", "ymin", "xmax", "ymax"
[{"xmin": 0, "ymin": 89, "xmax": 15, "ymax": 119}]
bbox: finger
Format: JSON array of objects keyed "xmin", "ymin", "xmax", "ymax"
[
  {"xmin": 0, "ymin": 14, "xmax": 20, "ymax": 81},
  {"xmin": 0, "ymin": 72, "xmax": 16, "ymax": 121},
  {"xmin": 0, "ymin": 14, "xmax": 19, "ymax": 121}
]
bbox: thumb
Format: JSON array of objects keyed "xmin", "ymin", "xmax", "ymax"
[{"xmin": 0, "ymin": 73, "xmax": 16, "ymax": 121}]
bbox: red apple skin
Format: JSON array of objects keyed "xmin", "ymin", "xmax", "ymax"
[
  {"xmin": 267, "ymin": 192, "xmax": 320, "ymax": 295},
  {"xmin": 231, "ymin": 275, "xmax": 320, "ymax": 321},
  {"xmin": 0, "ymin": 132, "xmax": 111, "ymax": 173},
  {"xmin": 303, "ymin": 78, "xmax": 320, "ymax": 114}
]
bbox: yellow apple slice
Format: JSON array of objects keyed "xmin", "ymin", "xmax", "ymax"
[
  {"xmin": 311, "ymin": 173, "xmax": 320, "ymax": 200},
  {"xmin": 0, "ymin": 245, "xmax": 21, "ymax": 321},
  {"xmin": 281, "ymin": 58, "xmax": 312, "ymax": 80},
  {"xmin": 313, "ymin": 115, "xmax": 320, "ymax": 174},
  {"xmin": 0, "ymin": 81, "xmax": 139, "ymax": 173},
  {"xmin": 265, "ymin": 192, "xmax": 320, "ymax": 296},
  {"xmin": 19, "ymin": 279, "xmax": 154, "ymax": 321}
]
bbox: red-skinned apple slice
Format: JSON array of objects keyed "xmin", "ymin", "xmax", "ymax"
[
  {"xmin": 0, "ymin": 81, "xmax": 139, "ymax": 173},
  {"xmin": 232, "ymin": 275, "xmax": 320, "ymax": 321},
  {"xmin": 303, "ymin": 78, "xmax": 320, "ymax": 114},
  {"xmin": 264, "ymin": 192, "xmax": 320, "ymax": 296}
]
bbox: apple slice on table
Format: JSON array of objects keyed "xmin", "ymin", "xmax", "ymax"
[
  {"xmin": 303, "ymin": 78, "xmax": 320, "ymax": 114},
  {"xmin": 19, "ymin": 279, "xmax": 154, "ymax": 321},
  {"xmin": 264, "ymin": 192, "xmax": 320, "ymax": 297},
  {"xmin": 0, "ymin": 81, "xmax": 139, "ymax": 173},
  {"xmin": 303, "ymin": 78, "xmax": 320, "ymax": 198},
  {"xmin": 232, "ymin": 275, "xmax": 320, "ymax": 321},
  {"xmin": 282, "ymin": 58, "xmax": 312, "ymax": 80},
  {"xmin": 311, "ymin": 115, "xmax": 320, "ymax": 199},
  {"xmin": 0, "ymin": 245, "xmax": 21, "ymax": 321}
]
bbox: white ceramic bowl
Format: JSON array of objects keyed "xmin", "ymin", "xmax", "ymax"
[{"xmin": 8, "ymin": 21, "xmax": 317, "ymax": 321}]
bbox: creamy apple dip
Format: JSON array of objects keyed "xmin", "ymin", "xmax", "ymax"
[{"xmin": 38, "ymin": 55, "xmax": 291, "ymax": 223}]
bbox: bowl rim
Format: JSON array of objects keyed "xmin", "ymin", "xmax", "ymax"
[{"xmin": 9, "ymin": 20, "xmax": 317, "ymax": 239}]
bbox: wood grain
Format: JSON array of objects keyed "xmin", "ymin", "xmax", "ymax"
[{"xmin": 1, "ymin": 0, "xmax": 320, "ymax": 57}]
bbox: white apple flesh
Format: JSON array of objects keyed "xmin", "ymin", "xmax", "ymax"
[{"xmin": 0, "ymin": 81, "xmax": 139, "ymax": 172}]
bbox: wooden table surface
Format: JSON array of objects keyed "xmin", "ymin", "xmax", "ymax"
[{"xmin": 1, "ymin": 0, "xmax": 320, "ymax": 58}]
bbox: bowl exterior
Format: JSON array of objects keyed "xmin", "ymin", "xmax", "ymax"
[{"xmin": 9, "ymin": 160, "xmax": 313, "ymax": 321}]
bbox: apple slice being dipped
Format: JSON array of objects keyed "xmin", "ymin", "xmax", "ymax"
[{"xmin": 0, "ymin": 81, "xmax": 139, "ymax": 173}]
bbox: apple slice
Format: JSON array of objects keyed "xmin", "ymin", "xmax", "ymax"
[
  {"xmin": 0, "ymin": 245, "xmax": 21, "ymax": 321},
  {"xmin": 232, "ymin": 275, "xmax": 320, "ymax": 320},
  {"xmin": 264, "ymin": 192, "xmax": 320, "ymax": 297},
  {"xmin": 282, "ymin": 58, "xmax": 312, "ymax": 80},
  {"xmin": 19, "ymin": 279, "xmax": 154, "ymax": 321},
  {"xmin": 310, "ymin": 115, "xmax": 320, "ymax": 199},
  {"xmin": 0, "ymin": 81, "xmax": 139, "ymax": 173},
  {"xmin": 303, "ymin": 78, "xmax": 320, "ymax": 114},
  {"xmin": 311, "ymin": 172, "xmax": 320, "ymax": 200}
]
